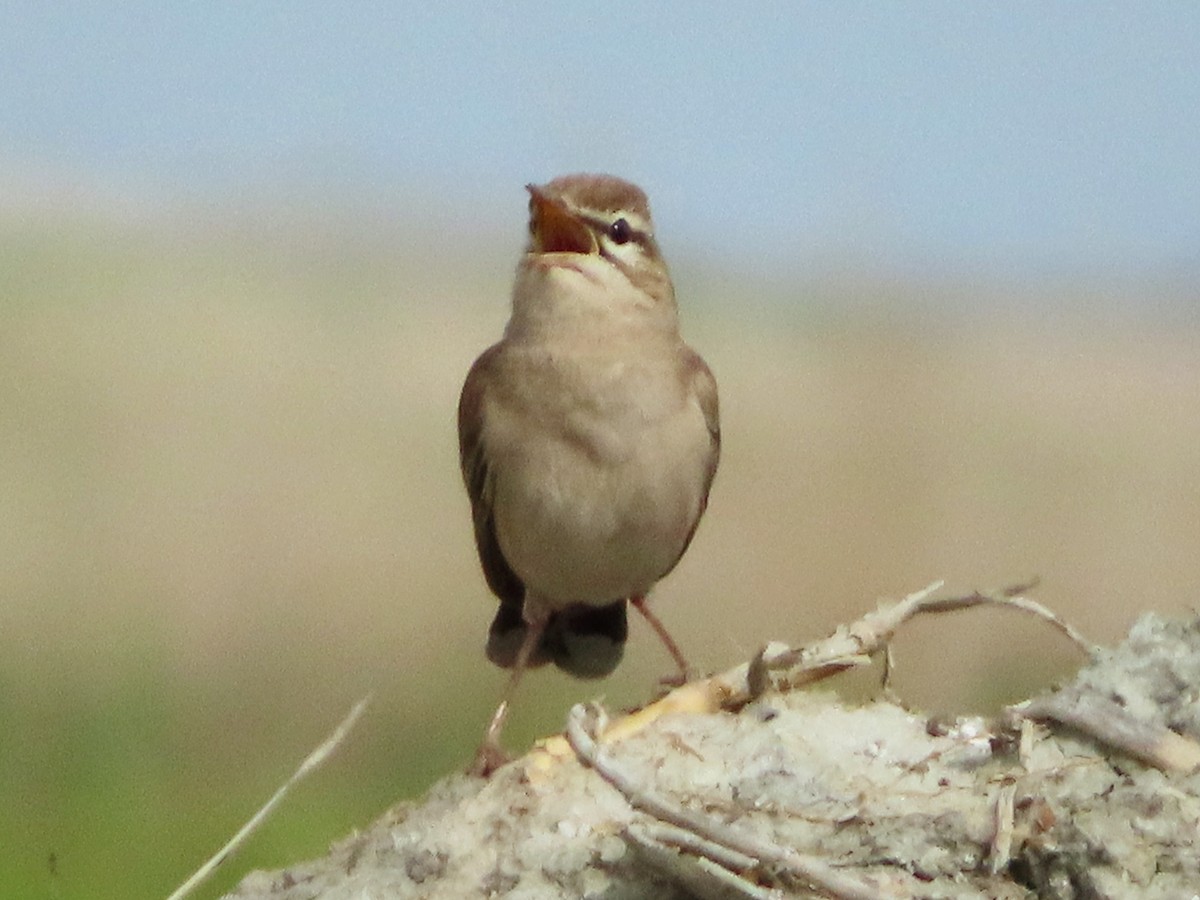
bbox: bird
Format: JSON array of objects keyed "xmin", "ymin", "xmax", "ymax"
[{"xmin": 457, "ymin": 173, "xmax": 720, "ymax": 775}]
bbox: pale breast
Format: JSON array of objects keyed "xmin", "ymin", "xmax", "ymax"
[{"xmin": 484, "ymin": 345, "xmax": 711, "ymax": 606}]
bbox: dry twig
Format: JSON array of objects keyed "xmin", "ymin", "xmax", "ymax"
[
  {"xmin": 1015, "ymin": 688, "xmax": 1200, "ymax": 773},
  {"xmin": 565, "ymin": 703, "xmax": 887, "ymax": 900},
  {"xmin": 529, "ymin": 579, "xmax": 1093, "ymax": 769},
  {"xmin": 166, "ymin": 695, "xmax": 371, "ymax": 900}
]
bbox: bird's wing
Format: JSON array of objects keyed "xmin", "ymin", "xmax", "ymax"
[
  {"xmin": 457, "ymin": 344, "xmax": 524, "ymax": 604},
  {"xmin": 670, "ymin": 347, "xmax": 720, "ymax": 567},
  {"xmin": 688, "ymin": 348, "xmax": 721, "ymax": 499}
]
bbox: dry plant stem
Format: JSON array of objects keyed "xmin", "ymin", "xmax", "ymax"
[
  {"xmin": 755, "ymin": 579, "xmax": 1095, "ymax": 699},
  {"xmin": 565, "ymin": 703, "xmax": 888, "ymax": 900},
  {"xmin": 1018, "ymin": 718, "xmax": 1037, "ymax": 768},
  {"xmin": 1016, "ymin": 687, "xmax": 1200, "ymax": 772},
  {"xmin": 988, "ymin": 778, "xmax": 1017, "ymax": 875},
  {"xmin": 166, "ymin": 695, "xmax": 371, "ymax": 900},
  {"xmin": 530, "ymin": 580, "xmax": 1094, "ymax": 768},
  {"xmin": 624, "ymin": 824, "xmax": 779, "ymax": 900},
  {"xmin": 628, "ymin": 822, "xmax": 762, "ymax": 884},
  {"xmin": 916, "ymin": 582, "xmax": 1096, "ymax": 653}
]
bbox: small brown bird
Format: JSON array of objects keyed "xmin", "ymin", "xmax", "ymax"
[{"xmin": 457, "ymin": 174, "xmax": 720, "ymax": 774}]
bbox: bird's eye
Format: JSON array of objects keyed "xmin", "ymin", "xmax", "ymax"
[{"xmin": 607, "ymin": 218, "xmax": 633, "ymax": 245}]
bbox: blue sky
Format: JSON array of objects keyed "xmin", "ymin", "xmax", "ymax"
[{"xmin": 3, "ymin": 4, "xmax": 1199, "ymax": 276}]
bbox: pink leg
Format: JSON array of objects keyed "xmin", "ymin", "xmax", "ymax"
[
  {"xmin": 631, "ymin": 595, "xmax": 693, "ymax": 685},
  {"xmin": 469, "ymin": 611, "xmax": 549, "ymax": 777}
]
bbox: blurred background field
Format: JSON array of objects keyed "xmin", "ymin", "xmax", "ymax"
[
  {"xmin": 3, "ymin": 5, "xmax": 1200, "ymax": 899},
  {"xmin": 4, "ymin": 207, "xmax": 1198, "ymax": 899}
]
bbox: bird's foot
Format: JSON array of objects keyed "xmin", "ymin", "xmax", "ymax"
[
  {"xmin": 466, "ymin": 738, "xmax": 511, "ymax": 778},
  {"xmin": 656, "ymin": 664, "xmax": 698, "ymax": 691}
]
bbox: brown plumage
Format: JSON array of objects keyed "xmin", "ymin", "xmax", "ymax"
[{"xmin": 457, "ymin": 173, "xmax": 719, "ymax": 773}]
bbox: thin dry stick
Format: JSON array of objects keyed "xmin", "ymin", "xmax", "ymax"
[
  {"xmin": 757, "ymin": 578, "xmax": 1095, "ymax": 697},
  {"xmin": 624, "ymin": 823, "xmax": 777, "ymax": 900},
  {"xmin": 1016, "ymin": 688, "xmax": 1200, "ymax": 773},
  {"xmin": 530, "ymin": 580, "xmax": 1093, "ymax": 767},
  {"xmin": 166, "ymin": 695, "xmax": 371, "ymax": 900},
  {"xmin": 911, "ymin": 580, "xmax": 1095, "ymax": 654},
  {"xmin": 628, "ymin": 822, "xmax": 761, "ymax": 883},
  {"xmin": 565, "ymin": 703, "xmax": 888, "ymax": 900},
  {"xmin": 988, "ymin": 778, "xmax": 1017, "ymax": 875}
]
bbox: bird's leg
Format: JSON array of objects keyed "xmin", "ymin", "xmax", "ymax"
[
  {"xmin": 468, "ymin": 609, "xmax": 549, "ymax": 777},
  {"xmin": 631, "ymin": 595, "xmax": 693, "ymax": 686}
]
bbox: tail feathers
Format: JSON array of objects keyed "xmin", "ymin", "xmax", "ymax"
[
  {"xmin": 547, "ymin": 600, "xmax": 628, "ymax": 679},
  {"xmin": 485, "ymin": 598, "xmax": 553, "ymax": 670},
  {"xmin": 486, "ymin": 599, "xmax": 627, "ymax": 679}
]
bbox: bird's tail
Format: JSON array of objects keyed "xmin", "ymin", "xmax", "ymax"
[{"xmin": 486, "ymin": 598, "xmax": 627, "ymax": 679}]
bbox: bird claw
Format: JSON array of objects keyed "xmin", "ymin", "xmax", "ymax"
[
  {"xmin": 653, "ymin": 665, "xmax": 698, "ymax": 696},
  {"xmin": 466, "ymin": 740, "xmax": 511, "ymax": 778}
]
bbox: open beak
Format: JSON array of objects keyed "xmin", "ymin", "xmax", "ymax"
[{"xmin": 526, "ymin": 184, "xmax": 596, "ymax": 255}]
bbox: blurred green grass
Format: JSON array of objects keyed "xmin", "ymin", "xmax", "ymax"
[{"xmin": 3, "ymin": 208, "xmax": 1198, "ymax": 898}]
